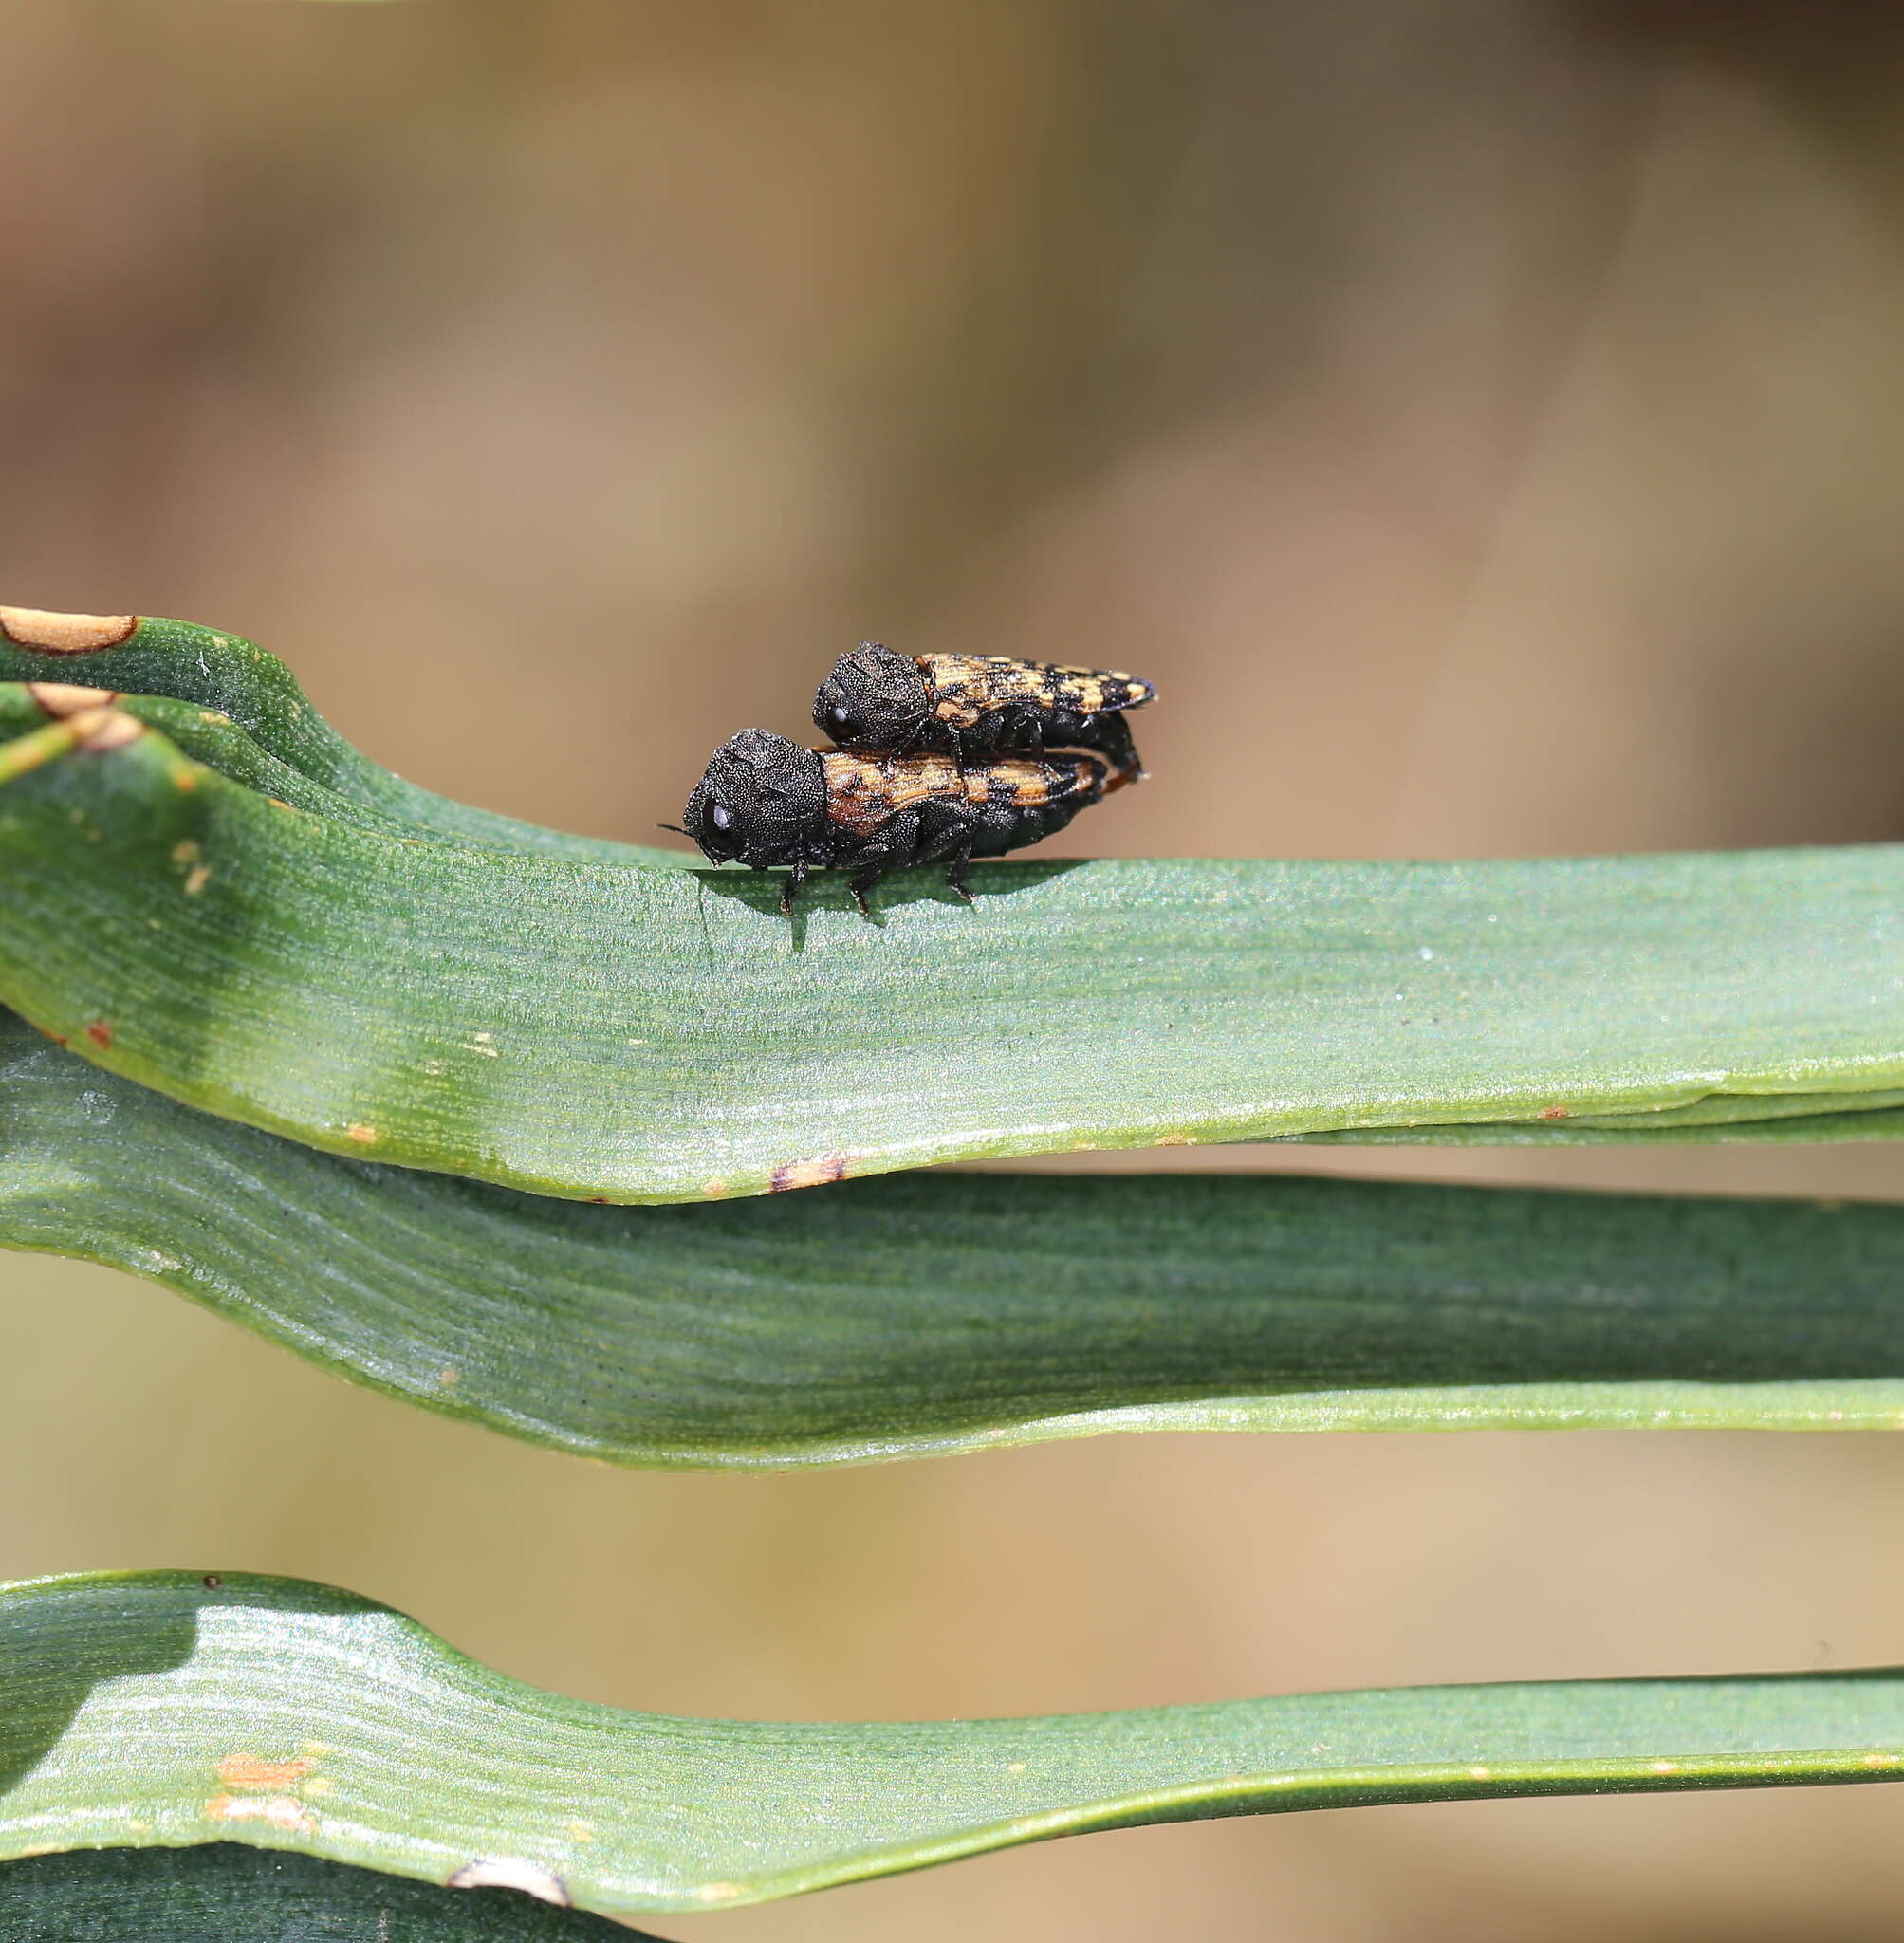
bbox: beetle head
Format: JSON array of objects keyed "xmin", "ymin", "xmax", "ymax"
[
  {"xmin": 684, "ymin": 730, "xmax": 827, "ymax": 866},
  {"xmin": 813, "ymin": 641, "xmax": 931, "ymax": 749}
]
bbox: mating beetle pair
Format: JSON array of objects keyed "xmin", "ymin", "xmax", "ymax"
[{"xmin": 678, "ymin": 644, "xmax": 1156, "ymax": 915}]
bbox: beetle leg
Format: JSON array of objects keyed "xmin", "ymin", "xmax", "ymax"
[
  {"xmin": 847, "ymin": 864, "xmax": 884, "ymax": 917},
  {"xmin": 779, "ymin": 858, "xmax": 809, "ymax": 916},
  {"xmin": 1092, "ymin": 710, "xmax": 1143, "ymax": 783},
  {"xmin": 923, "ymin": 714, "xmax": 966, "ymax": 781},
  {"xmin": 843, "ymin": 808, "xmax": 922, "ymax": 917},
  {"xmin": 945, "ymin": 845, "xmax": 975, "ymax": 903}
]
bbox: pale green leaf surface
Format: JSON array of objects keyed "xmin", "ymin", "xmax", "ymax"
[
  {"xmin": 1305, "ymin": 1102, "xmax": 1904, "ymax": 1144},
  {"xmin": 0, "ymin": 620, "xmax": 680, "ymax": 866},
  {"xmin": 0, "ymin": 1846, "xmax": 652, "ymax": 1940},
  {"xmin": 7, "ymin": 1574, "xmax": 1904, "ymax": 1918},
  {"xmin": 0, "ymin": 686, "xmax": 639, "ymax": 859},
  {"xmin": 9, "ymin": 1008, "xmax": 1904, "ymax": 1465},
  {"xmin": 2, "ymin": 689, "xmax": 1903, "ymax": 1201}
]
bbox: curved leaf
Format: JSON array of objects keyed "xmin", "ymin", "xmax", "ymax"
[
  {"xmin": 0, "ymin": 614, "xmax": 680, "ymax": 866},
  {"xmin": 9, "ymin": 1008, "xmax": 1904, "ymax": 1466},
  {"xmin": 0, "ymin": 685, "xmax": 642, "ymax": 859},
  {"xmin": 7, "ymin": 1573, "xmax": 1904, "ymax": 1918},
  {"xmin": 0, "ymin": 1845, "xmax": 655, "ymax": 1940},
  {"xmin": 2, "ymin": 699, "xmax": 1903, "ymax": 1202}
]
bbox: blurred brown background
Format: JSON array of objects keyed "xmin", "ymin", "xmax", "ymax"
[{"xmin": 8, "ymin": 2, "xmax": 1904, "ymax": 1936}]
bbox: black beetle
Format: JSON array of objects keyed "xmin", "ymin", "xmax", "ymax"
[
  {"xmin": 814, "ymin": 643, "xmax": 1154, "ymax": 774},
  {"xmin": 677, "ymin": 728, "xmax": 1121, "ymax": 915}
]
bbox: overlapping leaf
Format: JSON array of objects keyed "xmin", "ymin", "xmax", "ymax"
[
  {"xmin": 9, "ymin": 1008, "xmax": 1904, "ymax": 1465},
  {"xmin": 6, "ymin": 1573, "xmax": 1904, "ymax": 1919},
  {"xmin": 0, "ymin": 615, "xmax": 678, "ymax": 864},
  {"xmin": 0, "ymin": 1846, "xmax": 650, "ymax": 1940},
  {"xmin": 1, "ymin": 620, "xmax": 1902, "ymax": 1202}
]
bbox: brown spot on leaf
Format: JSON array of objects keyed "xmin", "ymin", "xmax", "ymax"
[
  {"xmin": 184, "ymin": 863, "xmax": 213, "ymax": 896},
  {"xmin": 1155, "ymin": 1134, "xmax": 1192, "ymax": 1147},
  {"xmin": 447, "ymin": 1860, "xmax": 571, "ymax": 1906},
  {"xmin": 84, "ymin": 1021, "xmax": 112, "ymax": 1049},
  {"xmin": 345, "ymin": 1123, "xmax": 379, "ymax": 1145},
  {"xmin": 437, "ymin": 1367, "xmax": 459, "ymax": 1387},
  {"xmin": 0, "ymin": 607, "xmax": 137, "ymax": 654},
  {"xmin": 769, "ymin": 1150, "xmax": 857, "ymax": 1192},
  {"xmin": 26, "ymin": 682, "xmax": 117, "ymax": 717},
  {"xmin": 703, "ymin": 1178, "xmax": 729, "ymax": 1198},
  {"xmin": 217, "ymin": 1752, "xmax": 317, "ymax": 1790},
  {"xmin": 1538, "ymin": 1105, "xmax": 1571, "ymax": 1120},
  {"xmin": 206, "ymin": 1792, "xmax": 314, "ymax": 1834}
]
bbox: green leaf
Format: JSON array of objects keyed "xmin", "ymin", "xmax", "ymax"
[
  {"xmin": 8, "ymin": 1572, "xmax": 1904, "ymax": 1918},
  {"xmin": 0, "ymin": 1846, "xmax": 654, "ymax": 1940},
  {"xmin": 0, "ymin": 686, "xmax": 672, "ymax": 861},
  {"xmin": 2, "ymin": 683, "xmax": 1903, "ymax": 1202},
  {"xmin": 10, "ymin": 1006, "xmax": 1904, "ymax": 1465},
  {"xmin": 0, "ymin": 615, "xmax": 679, "ymax": 866}
]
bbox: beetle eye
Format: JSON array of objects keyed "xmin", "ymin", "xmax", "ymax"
[
  {"xmin": 830, "ymin": 704, "xmax": 851, "ymax": 726},
  {"xmin": 709, "ymin": 801, "xmax": 732, "ymax": 833}
]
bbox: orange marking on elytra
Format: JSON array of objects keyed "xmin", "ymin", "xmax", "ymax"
[{"xmin": 821, "ymin": 749, "xmax": 963, "ymax": 835}]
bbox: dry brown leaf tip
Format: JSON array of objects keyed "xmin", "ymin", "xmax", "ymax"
[
  {"xmin": 70, "ymin": 707, "xmax": 144, "ymax": 753},
  {"xmin": 0, "ymin": 606, "xmax": 138, "ymax": 654},
  {"xmin": 26, "ymin": 681, "xmax": 119, "ymax": 716}
]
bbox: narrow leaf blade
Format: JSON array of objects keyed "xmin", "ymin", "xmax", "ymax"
[
  {"xmin": 6, "ymin": 1574, "xmax": 1904, "ymax": 1918},
  {"xmin": 2, "ymin": 705, "xmax": 1902, "ymax": 1201},
  {"xmin": 9, "ymin": 1009, "xmax": 1904, "ymax": 1464}
]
